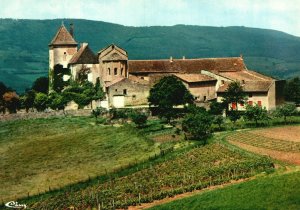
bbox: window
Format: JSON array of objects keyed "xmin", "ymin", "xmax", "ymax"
[
  {"xmin": 108, "ymin": 68, "xmax": 111, "ymax": 75},
  {"xmin": 232, "ymin": 102, "xmax": 237, "ymax": 110},
  {"xmin": 114, "ymin": 68, "xmax": 118, "ymax": 75},
  {"xmin": 257, "ymin": 101, "xmax": 262, "ymax": 107},
  {"xmin": 63, "ymin": 52, "xmax": 67, "ymax": 61},
  {"xmin": 132, "ymin": 95, "xmax": 136, "ymax": 100},
  {"xmin": 249, "ymin": 93, "xmax": 253, "ymax": 98},
  {"xmin": 123, "ymin": 89, "xmax": 127, "ymax": 95},
  {"xmin": 121, "ymin": 68, "xmax": 124, "ymax": 75},
  {"xmin": 203, "ymin": 96, "xmax": 207, "ymax": 101},
  {"xmin": 141, "ymin": 77, "xmax": 144, "ymax": 80},
  {"xmin": 248, "ymin": 101, "xmax": 253, "ymax": 106},
  {"xmin": 115, "ymin": 89, "xmax": 117, "ymax": 92}
]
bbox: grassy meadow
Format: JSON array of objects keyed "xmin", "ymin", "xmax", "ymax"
[
  {"xmin": 0, "ymin": 116, "xmax": 160, "ymax": 201},
  {"xmin": 150, "ymin": 170, "xmax": 300, "ymax": 210}
]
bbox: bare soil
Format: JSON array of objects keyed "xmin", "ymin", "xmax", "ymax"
[
  {"xmin": 250, "ymin": 126, "xmax": 300, "ymax": 142},
  {"xmin": 229, "ymin": 140, "xmax": 300, "ymax": 165}
]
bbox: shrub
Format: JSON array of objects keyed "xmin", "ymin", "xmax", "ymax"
[
  {"xmin": 130, "ymin": 112, "xmax": 148, "ymax": 128},
  {"xmin": 182, "ymin": 106, "xmax": 213, "ymax": 142}
]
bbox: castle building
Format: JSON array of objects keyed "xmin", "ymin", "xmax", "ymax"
[{"xmin": 49, "ymin": 24, "xmax": 284, "ymax": 110}]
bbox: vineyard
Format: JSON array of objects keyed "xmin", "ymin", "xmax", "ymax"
[
  {"xmin": 24, "ymin": 143, "xmax": 274, "ymax": 209},
  {"xmin": 227, "ymin": 131, "xmax": 300, "ymax": 152}
]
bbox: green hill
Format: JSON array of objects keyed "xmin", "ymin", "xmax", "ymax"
[{"xmin": 1, "ymin": 18, "xmax": 300, "ymax": 92}]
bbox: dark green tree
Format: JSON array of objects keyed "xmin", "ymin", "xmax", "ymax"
[
  {"xmin": 285, "ymin": 77, "xmax": 300, "ymax": 105},
  {"xmin": 214, "ymin": 115, "xmax": 224, "ymax": 130},
  {"xmin": 209, "ymin": 101, "xmax": 225, "ymax": 115},
  {"xmin": 228, "ymin": 109, "xmax": 241, "ymax": 124},
  {"xmin": 244, "ymin": 104, "xmax": 268, "ymax": 126},
  {"xmin": 52, "ymin": 64, "xmax": 70, "ymax": 92},
  {"xmin": 182, "ymin": 106, "xmax": 213, "ymax": 142},
  {"xmin": 0, "ymin": 81, "xmax": 8, "ymax": 97},
  {"xmin": 0, "ymin": 81, "xmax": 8, "ymax": 114},
  {"xmin": 275, "ymin": 103, "xmax": 297, "ymax": 124},
  {"xmin": 222, "ymin": 81, "xmax": 247, "ymax": 111},
  {"xmin": 21, "ymin": 90, "xmax": 36, "ymax": 112},
  {"xmin": 32, "ymin": 77, "xmax": 49, "ymax": 94},
  {"xmin": 148, "ymin": 76, "xmax": 193, "ymax": 123},
  {"xmin": 130, "ymin": 111, "xmax": 148, "ymax": 128}
]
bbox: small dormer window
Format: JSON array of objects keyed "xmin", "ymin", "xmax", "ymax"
[{"xmin": 114, "ymin": 68, "xmax": 118, "ymax": 75}]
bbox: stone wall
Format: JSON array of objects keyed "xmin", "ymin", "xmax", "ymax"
[{"xmin": 0, "ymin": 109, "xmax": 92, "ymax": 122}]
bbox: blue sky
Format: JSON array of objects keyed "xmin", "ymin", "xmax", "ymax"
[{"xmin": 1, "ymin": 0, "xmax": 300, "ymax": 36}]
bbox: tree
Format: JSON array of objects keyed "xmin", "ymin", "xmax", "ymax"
[
  {"xmin": 93, "ymin": 77, "xmax": 105, "ymax": 101},
  {"xmin": 182, "ymin": 106, "xmax": 213, "ymax": 142},
  {"xmin": 214, "ymin": 115, "xmax": 224, "ymax": 130},
  {"xmin": 34, "ymin": 92, "xmax": 48, "ymax": 112},
  {"xmin": 285, "ymin": 77, "xmax": 300, "ymax": 105},
  {"xmin": 63, "ymin": 81, "xmax": 105, "ymax": 109},
  {"xmin": 244, "ymin": 104, "xmax": 268, "ymax": 126},
  {"xmin": 48, "ymin": 92, "xmax": 68, "ymax": 111},
  {"xmin": 3, "ymin": 91, "xmax": 20, "ymax": 113},
  {"xmin": 21, "ymin": 90, "xmax": 36, "ymax": 112},
  {"xmin": 148, "ymin": 76, "xmax": 193, "ymax": 122},
  {"xmin": 91, "ymin": 107, "xmax": 107, "ymax": 121},
  {"xmin": 0, "ymin": 81, "xmax": 8, "ymax": 97},
  {"xmin": 276, "ymin": 103, "xmax": 297, "ymax": 124},
  {"xmin": 130, "ymin": 111, "xmax": 148, "ymax": 128},
  {"xmin": 0, "ymin": 81, "xmax": 8, "ymax": 114},
  {"xmin": 227, "ymin": 109, "xmax": 241, "ymax": 124},
  {"xmin": 209, "ymin": 101, "xmax": 225, "ymax": 115},
  {"xmin": 222, "ymin": 81, "xmax": 247, "ymax": 111},
  {"xmin": 32, "ymin": 77, "xmax": 49, "ymax": 94}
]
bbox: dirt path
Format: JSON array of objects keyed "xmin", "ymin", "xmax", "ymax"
[
  {"xmin": 229, "ymin": 140, "xmax": 300, "ymax": 165},
  {"xmin": 127, "ymin": 178, "xmax": 252, "ymax": 210}
]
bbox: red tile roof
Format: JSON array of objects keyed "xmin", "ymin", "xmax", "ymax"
[
  {"xmin": 217, "ymin": 80, "xmax": 273, "ymax": 93},
  {"xmin": 173, "ymin": 73, "xmax": 217, "ymax": 83},
  {"xmin": 218, "ymin": 70, "xmax": 274, "ymax": 81},
  {"xmin": 49, "ymin": 25, "xmax": 77, "ymax": 46},
  {"xmin": 69, "ymin": 44, "xmax": 97, "ymax": 64},
  {"xmin": 128, "ymin": 57, "xmax": 246, "ymax": 74},
  {"xmin": 105, "ymin": 76, "xmax": 149, "ymax": 87}
]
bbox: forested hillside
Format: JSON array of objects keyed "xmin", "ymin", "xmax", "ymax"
[{"xmin": 1, "ymin": 18, "xmax": 300, "ymax": 92}]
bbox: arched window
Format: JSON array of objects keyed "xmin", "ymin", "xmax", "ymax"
[
  {"xmin": 114, "ymin": 68, "xmax": 118, "ymax": 75},
  {"xmin": 108, "ymin": 68, "xmax": 111, "ymax": 75}
]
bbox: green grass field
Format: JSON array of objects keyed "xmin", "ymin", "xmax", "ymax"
[
  {"xmin": 150, "ymin": 170, "xmax": 300, "ymax": 210},
  {"xmin": 0, "ymin": 116, "xmax": 159, "ymax": 201}
]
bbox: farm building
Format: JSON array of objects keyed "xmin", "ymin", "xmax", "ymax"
[{"xmin": 49, "ymin": 24, "xmax": 284, "ymax": 110}]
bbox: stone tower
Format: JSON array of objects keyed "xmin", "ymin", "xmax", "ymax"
[{"xmin": 48, "ymin": 23, "xmax": 78, "ymax": 91}]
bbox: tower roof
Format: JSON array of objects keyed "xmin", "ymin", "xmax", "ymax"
[{"xmin": 49, "ymin": 24, "xmax": 77, "ymax": 46}]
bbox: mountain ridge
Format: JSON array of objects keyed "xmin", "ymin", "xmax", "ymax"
[{"xmin": 0, "ymin": 18, "xmax": 299, "ymax": 92}]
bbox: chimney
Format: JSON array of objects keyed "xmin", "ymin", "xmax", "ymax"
[
  {"xmin": 240, "ymin": 53, "xmax": 243, "ymax": 59},
  {"xmin": 182, "ymin": 56, "xmax": 185, "ymax": 60},
  {"xmin": 170, "ymin": 56, "xmax": 173, "ymax": 62},
  {"xmin": 70, "ymin": 23, "xmax": 74, "ymax": 37}
]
